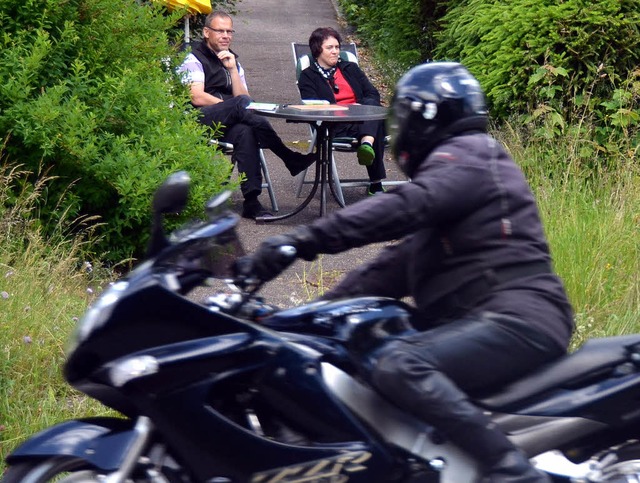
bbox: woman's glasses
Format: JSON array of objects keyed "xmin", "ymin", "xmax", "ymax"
[{"xmin": 329, "ymin": 79, "xmax": 339, "ymax": 94}]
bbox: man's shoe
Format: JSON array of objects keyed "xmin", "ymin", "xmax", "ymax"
[
  {"xmin": 286, "ymin": 152, "xmax": 317, "ymax": 177},
  {"xmin": 357, "ymin": 143, "xmax": 375, "ymax": 167},
  {"xmin": 242, "ymin": 198, "xmax": 273, "ymax": 220}
]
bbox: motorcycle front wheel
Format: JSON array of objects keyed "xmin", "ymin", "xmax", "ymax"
[
  {"xmin": 1, "ymin": 455, "xmax": 184, "ymax": 483},
  {"xmin": 1, "ymin": 457, "xmax": 103, "ymax": 483}
]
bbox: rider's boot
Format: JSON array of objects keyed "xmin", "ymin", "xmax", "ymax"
[
  {"xmin": 448, "ymin": 411, "xmax": 550, "ymax": 483},
  {"xmin": 371, "ymin": 349, "xmax": 551, "ymax": 483}
]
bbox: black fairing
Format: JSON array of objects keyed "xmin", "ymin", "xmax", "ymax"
[
  {"xmin": 64, "ymin": 283, "xmax": 260, "ymax": 418},
  {"xmin": 261, "ymin": 296, "xmax": 415, "ymax": 355},
  {"xmin": 63, "ymin": 289, "xmax": 426, "ymax": 481}
]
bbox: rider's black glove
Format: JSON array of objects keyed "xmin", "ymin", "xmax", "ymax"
[{"xmin": 235, "ymin": 226, "xmax": 318, "ymax": 283}]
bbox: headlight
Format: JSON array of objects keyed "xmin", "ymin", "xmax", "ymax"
[
  {"xmin": 109, "ymin": 355, "xmax": 159, "ymax": 387},
  {"xmin": 67, "ymin": 280, "xmax": 130, "ymax": 353}
]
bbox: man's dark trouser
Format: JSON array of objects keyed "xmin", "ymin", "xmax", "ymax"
[
  {"xmin": 198, "ymin": 95, "xmax": 287, "ymax": 198},
  {"xmin": 370, "ymin": 312, "xmax": 563, "ymax": 475}
]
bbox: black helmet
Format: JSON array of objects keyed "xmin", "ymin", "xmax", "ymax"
[{"xmin": 388, "ymin": 62, "xmax": 488, "ymax": 178}]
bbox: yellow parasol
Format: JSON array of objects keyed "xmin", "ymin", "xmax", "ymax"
[
  {"xmin": 155, "ymin": 0, "xmax": 211, "ymax": 44},
  {"xmin": 160, "ymin": 0, "xmax": 211, "ymax": 14}
]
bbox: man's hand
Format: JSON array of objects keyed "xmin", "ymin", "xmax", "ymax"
[
  {"xmin": 235, "ymin": 235, "xmax": 299, "ymax": 283},
  {"xmin": 234, "ymin": 227, "xmax": 318, "ymax": 283},
  {"xmin": 217, "ymin": 50, "xmax": 237, "ymax": 70}
]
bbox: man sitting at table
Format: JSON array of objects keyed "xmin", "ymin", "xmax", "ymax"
[
  {"xmin": 178, "ymin": 10, "xmax": 316, "ymax": 219},
  {"xmin": 298, "ymin": 27, "xmax": 388, "ymax": 196}
]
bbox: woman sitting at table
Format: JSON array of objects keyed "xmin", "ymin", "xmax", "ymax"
[{"xmin": 298, "ymin": 27, "xmax": 387, "ymax": 196}]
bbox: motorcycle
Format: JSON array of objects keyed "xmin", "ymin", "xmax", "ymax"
[{"xmin": 4, "ymin": 170, "xmax": 640, "ymax": 483}]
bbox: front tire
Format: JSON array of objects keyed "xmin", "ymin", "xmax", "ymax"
[
  {"xmin": 1, "ymin": 457, "xmax": 102, "ymax": 483},
  {"xmin": 2, "ymin": 449, "xmax": 186, "ymax": 483}
]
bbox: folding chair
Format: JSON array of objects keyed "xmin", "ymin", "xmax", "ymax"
[
  {"xmin": 209, "ymin": 139, "xmax": 278, "ymax": 212},
  {"xmin": 292, "ymin": 42, "xmax": 371, "ymax": 205}
]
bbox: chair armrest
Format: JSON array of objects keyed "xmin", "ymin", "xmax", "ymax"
[
  {"xmin": 209, "ymin": 139, "xmax": 234, "ymax": 155},
  {"xmin": 332, "ymin": 137, "xmax": 359, "ymax": 152}
]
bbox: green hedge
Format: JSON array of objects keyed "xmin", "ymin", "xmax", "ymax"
[
  {"xmin": 434, "ymin": 0, "xmax": 640, "ymax": 123},
  {"xmin": 0, "ymin": 0, "xmax": 233, "ymax": 262},
  {"xmin": 337, "ymin": 0, "xmax": 451, "ymax": 77},
  {"xmin": 337, "ymin": 0, "xmax": 639, "ymax": 148}
]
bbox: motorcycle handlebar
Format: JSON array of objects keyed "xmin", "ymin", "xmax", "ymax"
[
  {"xmin": 231, "ymin": 244, "xmax": 297, "ymax": 293},
  {"xmin": 278, "ymin": 245, "xmax": 297, "ymax": 258}
]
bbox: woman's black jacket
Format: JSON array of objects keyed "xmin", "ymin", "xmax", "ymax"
[{"xmin": 297, "ymin": 60, "xmax": 381, "ymax": 106}]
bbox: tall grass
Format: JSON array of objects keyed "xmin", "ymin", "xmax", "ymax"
[
  {"xmin": 497, "ymin": 120, "xmax": 640, "ymax": 349},
  {"xmin": 0, "ymin": 162, "xmax": 115, "ymax": 466}
]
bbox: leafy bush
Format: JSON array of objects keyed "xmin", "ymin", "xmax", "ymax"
[
  {"xmin": 433, "ymin": 0, "xmax": 640, "ymax": 127},
  {"xmin": 337, "ymin": 0, "xmax": 433, "ymax": 79},
  {"xmin": 0, "ymin": 0, "xmax": 233, "ymax": 262},
  {"xmin": 338, "ymin": 0, "xmax": 639, "ymax": 165}
]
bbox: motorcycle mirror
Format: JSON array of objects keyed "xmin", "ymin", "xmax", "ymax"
[
  {"xmin": 147, "ymin": 171, "xmax": 191, "ymax": 258},
  {"xmin": 205, "ymin": 191, "xmax": 232, "ymax": 219},
  {"xmin": 152, "ymin": 171, "xmax": 191, "ymax": 215}
]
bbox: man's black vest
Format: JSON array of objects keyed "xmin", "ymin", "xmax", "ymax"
[{"xmin": 190, "ymin": 40, "xmax": 241, "ymax": 101}]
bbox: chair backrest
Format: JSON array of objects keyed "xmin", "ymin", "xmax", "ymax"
[{"xmin": 291, "ymin": 42, "xmax": 358, "ymax": 81}]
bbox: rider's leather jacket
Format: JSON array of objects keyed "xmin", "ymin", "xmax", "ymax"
[{"xmin": 307, "ymin": 132, "xmax": 574, "ymax": 349}]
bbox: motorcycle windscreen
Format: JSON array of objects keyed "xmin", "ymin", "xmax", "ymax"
[
  {"xmin": 201, "ymin": 226, "xmax": 245, "ymax": 279},
  {"xmin": 158, "ymin": 222, "xmax": 245, "ymax": 280}
]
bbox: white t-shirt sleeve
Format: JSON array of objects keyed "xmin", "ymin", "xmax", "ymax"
[
  {"xmin": 177, "ymin": 53, "xmax": 204, "ymax": 84},
  {"xmin": 237, "ymin": 62, "xmax": 248, "ymax": 91}
]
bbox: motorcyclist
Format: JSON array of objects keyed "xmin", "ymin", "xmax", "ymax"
[{"xmin": 238, "ymin": 62, "xmax": 574, "ymax": 482}]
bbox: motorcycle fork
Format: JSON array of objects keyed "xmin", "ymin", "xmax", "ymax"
[{"xmin": 102, "ymin": 416, "xmax": 153, "ymax": 483}]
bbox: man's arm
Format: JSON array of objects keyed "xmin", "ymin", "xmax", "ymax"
[
  {"xmin": 218, "ymin": 50, "xmax": 249, "ymax": 97},
  {"xmin": 189, "ymin": 82, "xmax": 224, "ymax": 106},
  {"xmin": 178, "ymin": 53, "xmax": 223, "ymax": 106}
]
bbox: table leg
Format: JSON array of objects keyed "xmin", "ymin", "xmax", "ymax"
[
  {"xmin": 326, "ymin": 128, "xmax": 346, "ymax": 209},
  {"xmin": 256, "ymin": 123, "xmax": 348, "ymax": 223},
  {"xmin": 256, "ymin": 125, "xmax": 328, "ymax": 223},
  {"xmin": 318, "ymin": 125, "xmax": 346, "ymax": 215},
  {"xmin": 319, "ymin": 125, "xmax": 330, "ymax": 217}
]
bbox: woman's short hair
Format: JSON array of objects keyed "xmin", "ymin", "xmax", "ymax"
[{"xmin": 309, "ymin": 27, "xmax": 342, "ymax": 58}]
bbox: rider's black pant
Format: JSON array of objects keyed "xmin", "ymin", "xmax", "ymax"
[{"xmin": 370, "ymin": 311, "xmax": 564, "ymax": 465}]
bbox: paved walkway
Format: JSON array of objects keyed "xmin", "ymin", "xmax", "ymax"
[{"xmin": 203, "ymin": 0, "xmax": 407, "ymax": 307}]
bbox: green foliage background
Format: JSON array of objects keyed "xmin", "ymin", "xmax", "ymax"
[
  {"xmin": 0, "ymin": 0, "xmax": 233, "ymax": 262},
  {"xmin": 338, "ymin": 0, "xmax": 640, "ymax": 147},
  {"xmin": 433, "ymin": 0, "xmax": 640, "ymax": 123}
]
